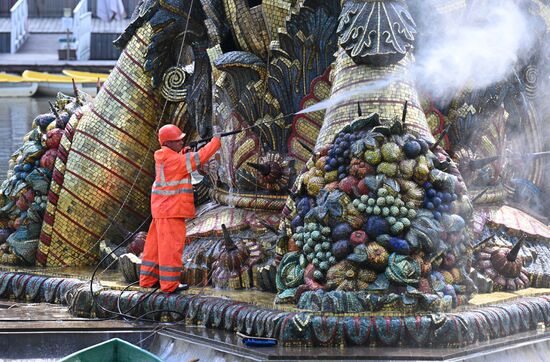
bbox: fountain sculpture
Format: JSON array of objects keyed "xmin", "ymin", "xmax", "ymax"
[{"xmin": 1, "ymin": 0, "xmax": 550, "ymax": 349}]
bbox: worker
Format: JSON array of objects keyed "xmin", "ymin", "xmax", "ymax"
[{"xmin": 140, "ymin": 124, "xmax": 221, "ymax": 293}]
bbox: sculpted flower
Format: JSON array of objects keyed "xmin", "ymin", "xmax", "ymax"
[
  {"xmin": 326, "ymin": 260, "xmax": 377, "ymax": 291},
  {"xmin": 385, "ymin": 253, "xmax": 421, "ymax": 285}
]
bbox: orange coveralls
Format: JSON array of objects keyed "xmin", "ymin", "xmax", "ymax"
[{"xmin": 140, "ymin": 137, "xmax": 221, "ymax": 292}]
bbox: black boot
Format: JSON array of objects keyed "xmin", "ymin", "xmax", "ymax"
[{"xmin": 172, "ymin": 283, "xmax": 189, "ymax": 293}]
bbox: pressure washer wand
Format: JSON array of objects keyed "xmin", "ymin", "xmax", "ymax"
[
  {"xmin": 190, "ymin": 110, "xmax": 300, "ymax": 150},
  {"xmin": 189, "ymin": 129, "xmax": 244, "ymax": 150}
]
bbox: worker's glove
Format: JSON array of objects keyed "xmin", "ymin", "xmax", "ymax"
[
  {"xmin": 188, "ymin": 142, "xmax": 198, "ymax": 151},
  {"xmin": 212, "ymin": 125, "xmax": 222, "ymax": 139}
]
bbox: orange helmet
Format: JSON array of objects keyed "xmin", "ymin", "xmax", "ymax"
[{"xmin": 158, "ymin": 124, "xmax": 186, "ymax": 145}]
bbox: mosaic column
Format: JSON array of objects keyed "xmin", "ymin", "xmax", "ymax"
[
  {"xmin": 37, "ymin": 24, "xmax": 161, "ymax": 266},
  {"xmin": 316, "ymin": 0, "xmax": 435, "ymax": 148}
]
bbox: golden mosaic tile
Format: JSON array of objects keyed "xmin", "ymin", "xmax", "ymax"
[
  {"xmin": 468, "ymin": 292, "xmax": 517, "ymax": 306},
  {"xmin": 263, "ymin": 0, "xmax": 292, "ymax": 40},
  {"xmin": 37, "ymin": 23, "xmax": 160, "ymax": 267},
  {"xmin": 317, "ymin": 50, "xmax": 435, "ymax": 148}
]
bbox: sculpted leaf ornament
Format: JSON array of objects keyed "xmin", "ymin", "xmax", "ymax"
[{"xmin": 337, "ymin": 0, "xmax": 416, "ymax": 65}]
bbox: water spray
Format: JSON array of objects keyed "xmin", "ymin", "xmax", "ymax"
[
  {"xmin": 467, "ymin": 151, "xmax": 550, "ymax": 170},
  {"xmin": 191, "ymin": 111, "xmax": 298, "ymax": 151}
]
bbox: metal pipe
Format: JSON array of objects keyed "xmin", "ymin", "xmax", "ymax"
[
  {"xmin": 471, "ymin": 187, "xmax": 490, "ymax": 203},
  {"xmin": 507, "ymin": 236, "xmax": 525, "ymax": 262},
  {"xmin": 48, "ymin": 101, "xmax": 61, "ymax": 122},
  {"xmin": 401, "ymin": 100, "xmax": 408, "ymax": 125},
  {"xmin": 473, "ymin": 233, "xmax": 496, "ymax": 251},
  {"xmin": 431, "ymin": 123, "xmax": 451, "ymax": 151},
  {"xmin": 467, "ymin": 151, "xmax": 550, "ymax": 170},
  {"xmin": 297, "ymin": 140, "xmax": 314, "ymax": 155}
]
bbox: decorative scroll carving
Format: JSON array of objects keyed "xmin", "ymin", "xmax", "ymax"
[{"xmin": 160, "ymin": 66, "xmax": 189, "ymax": 101}]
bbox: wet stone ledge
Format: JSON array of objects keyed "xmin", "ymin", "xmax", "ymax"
[{"xmin": 1, "ymin": 271, "xmax": 550, "ymax": 348}]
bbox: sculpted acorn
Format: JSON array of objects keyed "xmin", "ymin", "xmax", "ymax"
[
  {"xmin": 475, "ymin": 238, "xmax": 530, "ymax": 291},
  {"xmin": 490, "ymin": 239, "xmax": 524, "ymax": 278}
]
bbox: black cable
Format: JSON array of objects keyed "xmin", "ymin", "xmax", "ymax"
[
  {"xmin": 117, "ymin": 281, "xmax": 146, "ymax": 321},
  {"xmin": 89, "ymin": 216, "xmax": 156, "ymax": 321},
  {"xmin": 89, "ymin": 215, "xmax": 207, "ymax": 325},
  {"xmin": 88, "ymin": 0, "xmax": 201, "ymax": 326}
]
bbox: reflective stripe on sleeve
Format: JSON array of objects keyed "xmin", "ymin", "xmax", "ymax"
[
  {"xmin": 160, "ymin": 163, "xmax": 166, "ymax": 184},
  {"xmin": 194, "ymin": 152, "xmax": 200, "ymax": 167},
  {"xmin": 152, "ymin": 188, "xmax": 194, "ymax": 196},
  {"xmin": 153, "ymin": 161, "xmax": 192, "ymax": 187},
  {"xmin": 185, "ymin": 153, "xmax": 192, "ymax": 172}
]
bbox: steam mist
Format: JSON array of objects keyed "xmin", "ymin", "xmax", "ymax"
[
  {"xmin": 297, "ymin": 0, "xmax": 550, "ymax": 220},
  {"xmin": 410, "ymin": 0, "xmax": 537, "ymax": 102},
  {"xmin": 300, "ymin": 0, "xmax": 539, "ymax": 113},
  {"xmin": 411, "ymin": 0, "xmax": 550, "ymax": 218}
]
